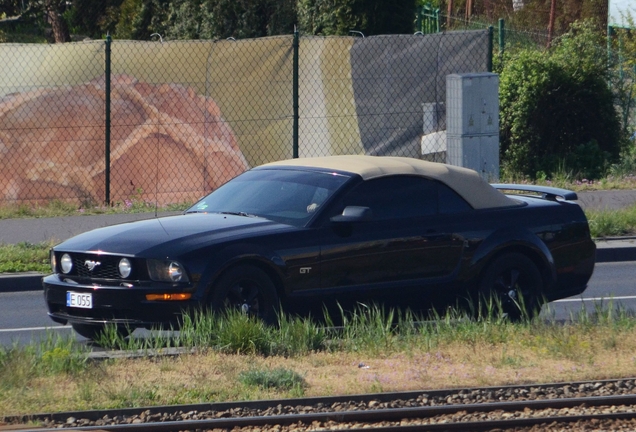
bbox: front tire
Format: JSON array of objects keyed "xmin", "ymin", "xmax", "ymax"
[
  {"xmin": 209, "ymin": 265, "xmax": 279, "ymax": 324},
  {"xmin": 476, "ymin": 253, "xmax": 543, "ymax": 321}
]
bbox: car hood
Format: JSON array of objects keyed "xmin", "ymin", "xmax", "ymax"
[{"xmin": 54, "ymin": 213, "xmax": 293, "ymax": 257}]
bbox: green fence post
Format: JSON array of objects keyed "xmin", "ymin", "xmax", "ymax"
[
  {"xmin": 435, "ymin": 8, "xmax": 440, "ymax": 33},
  {"xmin": 487, "ymin": 26, "xmax": 493, "ymax": 72},
  {"xmin": 293, "ymin": 29, "xmax": 299, "ymax": 159},
  {"xmin": 105, "ymin": 34, "xmax": 111, "ymax": 206},
  {"xmin": 416, "ymin": 6, "xmax": 422, "ymax": 33},
  {"xmin": 498, "ymin": 18, "xmax": 505, "ymax": 57}
]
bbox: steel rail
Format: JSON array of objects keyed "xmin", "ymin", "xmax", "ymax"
[
  {"xmin": 10, "ymin": 393, "xmax": 636, "ymax": 432},
  {"xmin": 6, "ymin": 376, "xmax": 636, "ymax": 427}
]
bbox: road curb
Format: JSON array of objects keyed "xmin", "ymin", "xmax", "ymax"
[
  {"xmin": 595, "ymin": 239, "xmax": 636, "ymax": 263},
  {"xmin": 0, "ymin": 273, "xmax": 43, "ymax": 293}
]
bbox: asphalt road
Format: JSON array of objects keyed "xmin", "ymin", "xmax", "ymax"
[
  {"xmin": 0, "ymin": 189, "xmax": 634, "ymax": 246},
  {"xmin": 0, "ymin": 261, "xmax": 633, "ymax": 348}
]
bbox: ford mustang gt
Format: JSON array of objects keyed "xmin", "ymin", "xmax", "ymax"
[{"xmin": 43, "ymin": 156, "xmax": 596, "ymax": 339}]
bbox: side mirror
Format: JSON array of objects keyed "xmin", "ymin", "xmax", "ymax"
[{"xmin": 330, "ymin": 206, "xmax": 373, "ymax": 223}]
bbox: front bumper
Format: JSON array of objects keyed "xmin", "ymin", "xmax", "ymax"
[{"xmin": 43, "ymin": 274, "xmax": 199, "ymax": 329}]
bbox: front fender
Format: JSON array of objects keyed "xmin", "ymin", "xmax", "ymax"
[
  {"xmin": 470, "ymin": 228, "xmax": 557, "ymax": 291},
  {"xmin": 194, "ymin": 243, "xmax": 287, "ymax": 300}
]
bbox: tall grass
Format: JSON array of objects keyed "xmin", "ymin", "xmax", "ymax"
[
  {"xmin": 0, "ymin": 331, "xmax": 89, "ymax": 390},
  {"xmin": 586, "ymin": 205, "xmax": 636, "ymax": 238},
  {"xmin": 77, "ymin": 301, "xmax": 636, "ymax": 358},
  {"xmin": 97, "ymin": 309, "xmax": 327, "ymax": 356},
  {"xmin": 3, "ymin": 303, "xmax": 636, "ymax": 416}
]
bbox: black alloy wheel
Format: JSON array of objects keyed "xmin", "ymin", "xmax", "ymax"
[
  {"xmin": 210, "ymin": 265, "xmax": 279, "ymax": 324},
  {"xmin": 476, "ymin": 253, "xmax": 543, "ymax": 321}
]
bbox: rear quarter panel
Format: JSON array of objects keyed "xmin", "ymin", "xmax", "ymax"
[{"xmin": 462, "ymin": 197, "xmax": 594, "ymax": 300}]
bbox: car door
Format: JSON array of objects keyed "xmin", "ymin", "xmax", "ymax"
[{"xmin": 318, "ymin": 175, "xmax": 467, "ymax": 293}]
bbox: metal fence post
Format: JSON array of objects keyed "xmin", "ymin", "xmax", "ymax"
[
  {"xmin": 293, "ymin": 29, "xmax": 299, "ymax": 159},
  {"xmin": 487, "ymin": 26, "xmax": 493, "ymax": 72},
  {"xmin": 104, "ymin": 34, "xmax": 112, "ymax": 205}
]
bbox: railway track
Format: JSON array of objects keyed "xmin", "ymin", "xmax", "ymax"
[{"xmin": 4, "ymin": 378, "xmax": 636, "ymax": 431}]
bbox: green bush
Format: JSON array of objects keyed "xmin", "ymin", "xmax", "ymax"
[
  {"xmin": 499, "ymin": 21, "xmax": 625, "ymax": 180},
  {"xmin": 238, "ymin": 367, "xmax": 306, "ymax": 391}
]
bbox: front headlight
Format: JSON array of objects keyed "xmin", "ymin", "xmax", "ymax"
[
  {"xmin": 147, "ymin": 259, "xmax": 189, "ymax": 283},
  {"xmin": 168, "ymin": 262, "xmax": 184, "ymax": 282}
]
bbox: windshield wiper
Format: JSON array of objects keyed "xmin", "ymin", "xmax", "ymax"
[
  {"xmin": 218, "ymin": 211, "xmax": 259, "ymax": 218},
  {"xmin": 184, "ymin": 210, "xmax": 260, "ymax": 218}
]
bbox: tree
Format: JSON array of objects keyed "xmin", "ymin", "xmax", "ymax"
[
  {"xmin": 65, "ymin": 0, "xmax": 125, "ymax": 38},
  {"xmin": 115, "ymin": 0, "xmax": 169, "ymax": 40},
  {"xmin": 298, "ymin": 0, "xmax": 417, "ymax": 36},
  {"xmin": 158, "ymin": 0, "xmax": 297, "ymax": 40},
  {"xmin": 499, "ymin": 21, "xmax": 625, "ymax": 179},
  {"xmin": 1, "ymin": 0, "xmax": 70, "ymax": 42}
]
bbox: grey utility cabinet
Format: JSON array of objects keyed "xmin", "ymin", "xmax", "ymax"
[{"xmin": 446, "ymin": 73, "xmax": 499, "ymax": 181}]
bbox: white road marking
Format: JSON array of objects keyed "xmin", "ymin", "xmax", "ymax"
[
  {"xmin": 555, "ymin": 296, "xmax": 636, "ymax": 303},
  {"xmin": 0, "ymin": 325, "xmax": 71, "ymax": 333}
]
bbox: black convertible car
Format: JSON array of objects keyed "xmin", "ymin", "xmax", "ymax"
[{"xmin": 44, "ymin": 156, "xmax": 595, "ymax": 339}]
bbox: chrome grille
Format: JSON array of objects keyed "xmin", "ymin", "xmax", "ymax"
[{"xmin": 72, "ymin": 254, "xmax": 121, "ymax": 279}]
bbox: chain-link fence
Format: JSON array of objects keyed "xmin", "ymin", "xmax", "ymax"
[{"xmin": 0, "ymin": 30, "xmax": 490, "ymax": 208}]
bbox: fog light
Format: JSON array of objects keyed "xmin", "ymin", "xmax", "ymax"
[
  {"xmin": 60, "ymin": 254, "xmax": 73, "ymax": 274},
  {"xmin": 118, "ymin": 258, "xmax": 132, "ymax": 278}
]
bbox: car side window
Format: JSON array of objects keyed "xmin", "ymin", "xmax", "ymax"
[
  {"xmin": 438, "ymin": 183, "xmax": 473, "ymax": 214},
  {"xmin": 330, "ymin": 176, "xmax": 473, "ymax": 221},
  {"xmin": 336, "ymin": 176, "xmax": 438, "ymax": 220}
]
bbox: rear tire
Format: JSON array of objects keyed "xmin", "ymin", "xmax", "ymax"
[
  {"xmin": 71, "ymin": 323, "xmax": 131, "ymax": 341},
  {"xmin": 475, "ymin": 253, "xmax": 543, "ymax": 321},
  {"xmin": 209, "ymin": 265, "xmax": 279, "ymax": 324}
]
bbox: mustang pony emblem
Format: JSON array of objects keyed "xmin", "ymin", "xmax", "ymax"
[{"xmin": 84, "ymin": 260, "xmax": 101, "ymax": 271}]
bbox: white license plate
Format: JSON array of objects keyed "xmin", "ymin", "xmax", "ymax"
[{"xmin": 66, "ymin": 291, "xmax": 93, "ymax": 309}]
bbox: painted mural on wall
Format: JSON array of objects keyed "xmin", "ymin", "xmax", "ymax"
[{"xmin": 0, "ymin": 74, "xmax": 248, "ymax": 206}]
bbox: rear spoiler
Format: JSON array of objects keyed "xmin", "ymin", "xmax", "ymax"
[{"xmin": 491, "ymin": 184, "xmax": 578, "ymax": 201}]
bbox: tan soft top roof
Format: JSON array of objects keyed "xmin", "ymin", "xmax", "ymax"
[{"xmin": 261, "ymin": 155, "xmax": 515, "ymax": 210}]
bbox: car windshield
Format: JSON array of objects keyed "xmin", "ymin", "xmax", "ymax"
[{"xmin": 186, "ymin": 168, "xmax": 352, "ymax": 227}]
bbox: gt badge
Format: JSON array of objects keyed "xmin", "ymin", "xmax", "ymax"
[{"xmin": 300, "ymin": 267, "xmax": 312, "ymax": 274}]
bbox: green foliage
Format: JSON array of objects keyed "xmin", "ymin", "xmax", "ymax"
[
  {"xmin": 610, "ymin": 145, "xmax": 636, "ymax": 178},
  {"xmin": 335, "ymin": 303, "xmax": 399, "ymax": 354},
  {"xmin": 0, "ymin": 242, "xmax": 51, "ymax": 273},
  {"xmin": 238, "ymin": 367, "xmax": 306, "ymax": 391},
  {"xmin": 499, "ymin": 21, "xmax": 625, "ymax": 180},
  {"xmin": 585, "ymin": 205, "xmax": 636, "ymax": 238},
  {"xmin": 0, "ymin": 332, "xmax": 89, "ymax": 391},
  {"xmin": 65, "ymin": 0, "xmax": 124, "ymax": 38},
  {"xmin": 158, "ymin": 0, "xmax": 297, "ymax": 40},
  {"xmin": 269, "ymin": 312, "xmax": 327, "ymax": 356},
  {"xmin": 212, "ymin": 310, "xmax": 271, "ymax": 354},
  {"xmin": 115, "ymin": 0, "xmax": 169, "ymax": 39},
  {"xmin": 297, "ymin": 0, "xmax": 417, "ymax": 36}
]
